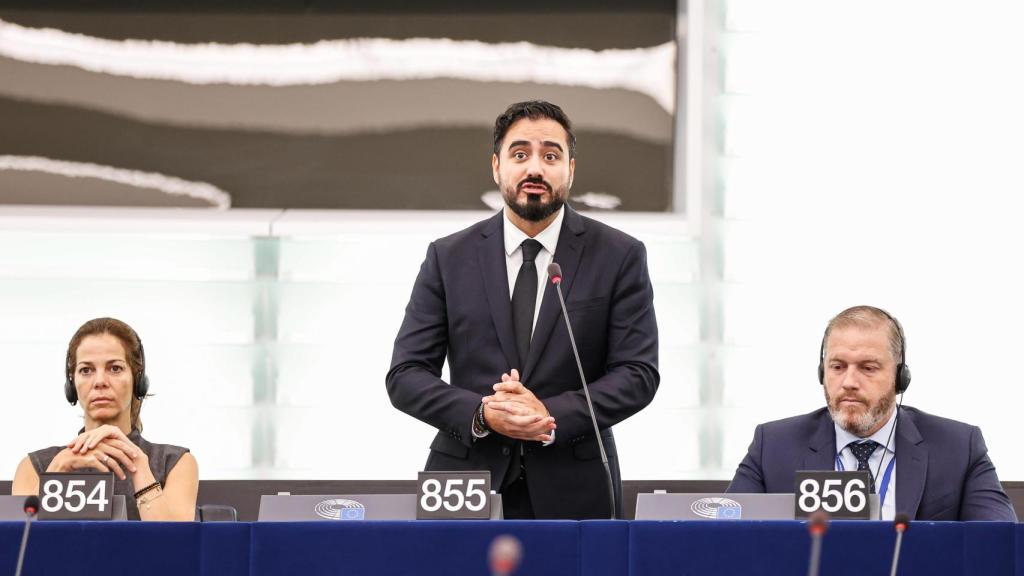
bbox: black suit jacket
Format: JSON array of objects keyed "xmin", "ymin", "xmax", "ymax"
[
  {"xmin": 386, "ymin": 207, "xmax": 659, "ymax": 519},
  {"xmin": 727, "ymin": 406, "xmax": 1016, "ymax": 521}
]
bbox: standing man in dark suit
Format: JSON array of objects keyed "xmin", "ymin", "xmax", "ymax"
[
  {"xmin": 728, "ymin": 305, "xmax": 1015, "ymax": 521},
  {"xmin": 386, "ymin": 100, "xmax": 659, "ymax": 519}
]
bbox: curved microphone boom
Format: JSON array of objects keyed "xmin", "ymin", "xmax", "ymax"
[
  {"xmin": 806, "ymin": 510, "xmax": 829, "ymax": 576},
  {"xmin": 547, "ymin": 262, "xmax": 616, "ymax": 520},
  {"xmin": 890, "ymin": 513, "xmax": 910, "ymax": 576},
  {"xmin": 15, "ymin": 495, "xmax": 40, "ymax": 576}
]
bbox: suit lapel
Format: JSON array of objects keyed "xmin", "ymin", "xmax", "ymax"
[
  {"xmin": 522, "ymin": 207, "xmax": 585, "ymax": 380},
  {"xmin": 894, "ymin": 408, "xmax": 927, "ymax": 518},
  {"xmin": 803, "ymin": 411, "xmax": 838, "ymax": 472},
  {"xmin": 478, "ymin": 211, "xmax": 519, "ymax": 371}
]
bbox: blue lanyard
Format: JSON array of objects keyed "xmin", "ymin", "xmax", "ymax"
[{"xmin": 835, "ymin": 451, "xmax": 896, "ymax": 509}]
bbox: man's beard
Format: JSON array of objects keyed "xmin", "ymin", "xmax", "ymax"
[
  {"xmin": 825, "ymin": 389, "xmax": 895, "ymax": 437},
  {"xmin": 502, "ymin": 177, "xmax": 567, "ymax": 222}
]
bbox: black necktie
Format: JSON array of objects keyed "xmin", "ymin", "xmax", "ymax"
[
  {"xmin": 512, "ymin": 239, "xmax": 543, "ymax": 370},
  {"xmin": 849, "ymin": 440, "xmax": 880, "ymax": 493}
]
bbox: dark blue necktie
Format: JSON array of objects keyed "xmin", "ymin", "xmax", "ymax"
[{"xmin": 849, "ymin": 440, "xmax": 880, "ymax": 493}]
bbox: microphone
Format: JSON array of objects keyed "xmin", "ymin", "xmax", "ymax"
[
  {"xmin": 889, "ymin": 513, "xmax": 910, "ymax": 576},
  {"xmin": 547, "ymin": 262, "xmax": 617, "ymax": 520},
  {"xmin": 806, "ymin": 510, "xmax": 829, "ymax": 576},
  {"xmin": 14, "ymin": 495, "xmax": 40, "ymax": 576},
  {"xmin": 488, "ymin": 534, "xmax": 523, "ymax": 576}
]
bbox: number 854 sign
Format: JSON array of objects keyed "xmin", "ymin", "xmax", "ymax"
[
  {"xmin": 417, "ymin": 471, "xmax": 492, "ymax": 519},
  {"xmin": 794, "ymin": 471, "xmax": 872, "ymax": 520},
  {"xmin": 38, "ymin": 473, "xmax": 114, "ymax": 520}
]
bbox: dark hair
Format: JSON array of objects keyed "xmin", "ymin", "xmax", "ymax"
[
  {"xmin": 493, "ymin": 100, "xmax": 576, "ymax": 159},
  {"xmin": 66, "ymin": 317, "xmax": 147, "ymax": 431}
]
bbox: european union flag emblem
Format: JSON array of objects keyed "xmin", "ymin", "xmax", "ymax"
[
  {"xmin": 717, "ymin": 506, "xmax": 742, "ymax": 519},
  {"xmin": 340, "ymin": 508, "xmax": 366, "ymax": 520}
]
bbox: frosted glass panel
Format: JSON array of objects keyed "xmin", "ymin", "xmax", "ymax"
[
  {"xmin": 646, "ymin": 348, "xmax": 701, "ymax": 410},
  {"xmin": 0, "ymin": 279, "xmax": 257, "ymax": 344},
  {"xmin": 276, "ymin": 283, "xmax": 410, "ymax": 346},
  {"xmin": 144, "ymin": 407, "xmax": 254, "ymax": 475},
  {"xmin": 719, "ymin": 406, "xmax": 764, "ymax": 481},
  {"xmin": 0, "ymin": 209, "xmax": 708, "ymax": 481},
  {"xmin": 0, "ymin": 342, "xmax": 82, "ymax": 475},
  {"xmin": 615, "ymin": 408, "xmax": 701, "ymax": 479},
  {"xmin": 277, "ymin": 238, "xmax": 434, "ymax": 284},
  {"xmin": 0, "ymin": 218, "xmax": 262, "ymax": 480},
  {"xmin": 273, "ymin": 406, "xmax": 436, "ymax": 480},
  {"xmin": 147, "ymin": 345, "xmax": 256, "ymax": 407},
  {"xmin": 0, "ymin": 233, "xmax": 256, "ymax": 281}
]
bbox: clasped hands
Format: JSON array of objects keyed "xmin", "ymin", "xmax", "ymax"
[
  {"xmin": 49, "ymin": 425, "xmax": 146, "ymax": 481},
  {"xmin": 481, "ymin": 369, "xmax": 556, "ymax": 443}
]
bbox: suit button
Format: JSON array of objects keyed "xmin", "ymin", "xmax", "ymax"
[{"xmin": 502, "ymin": 446, "xmax": 510, "ymax": 456}]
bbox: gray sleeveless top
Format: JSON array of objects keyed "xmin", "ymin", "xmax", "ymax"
[{"xmin": 28, "ymin": 429, "xmax": 189, "ymax": 520}]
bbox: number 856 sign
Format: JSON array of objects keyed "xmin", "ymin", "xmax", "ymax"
[
  {"xmin": 794, "ymin": 471, "xmax": 872, "ymax": 519},
  {"xmin": 417, "ymin": 471, "xmax": 491, "ymax": 519}
]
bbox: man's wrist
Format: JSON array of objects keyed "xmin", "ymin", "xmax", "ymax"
[{"xmin": 471, "ymin": 402, "xmax": 491, "ymax": 438}]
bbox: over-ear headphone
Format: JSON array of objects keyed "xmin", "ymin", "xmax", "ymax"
[
  {"xmin": 65, "ymin": 329, "xmax": 149, "ymax": 405},
  {"xmin": 817, "ymin": 307, "xmax": 911, "ymax": 394}
]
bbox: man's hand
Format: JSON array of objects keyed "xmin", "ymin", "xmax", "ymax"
[{"xmin": 482, "ymin": 369, "xmax": 555, "ymax": 442}]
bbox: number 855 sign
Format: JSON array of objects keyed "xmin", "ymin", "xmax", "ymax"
[
  {"xmin": 794, "ymin": 471, "xmax": 872, "ymax": 520},
  {"xmin": 417, "ymin": 471, "xmax": 492, "ymax": 519}
]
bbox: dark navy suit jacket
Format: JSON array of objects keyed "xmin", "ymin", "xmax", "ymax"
[
  {"xmin": 386, "ymin": 207, "xmax": 659, "ymax": 519},
  {"xmin": 727, "ymin": 406, "xmax": 1016, "ymax": 521}
]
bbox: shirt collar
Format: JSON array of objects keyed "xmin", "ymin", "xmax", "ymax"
[
  {"xmin": 503, "ymin": 205, "xmax": 564, "ymax": 257},
  {"xmin": 834, "ymin": 406, "xmax": 898, "ymax": 454}
]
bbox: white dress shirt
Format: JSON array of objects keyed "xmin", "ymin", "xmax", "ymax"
[
  {"xmin": 834, "ymin": 408, "xmax": 898, "ymax": 520},
  {"xmin": 472, "ymin": 206, "xmax": 564, "ymax": 444},
  {"xmin": 503, "ymin": 205, "xmax": 564, "ymax": 335}
]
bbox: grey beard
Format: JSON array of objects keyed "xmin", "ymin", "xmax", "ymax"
[{"xmin": 827, "ymin": 392, "xmax": 895, "ymax": 437}]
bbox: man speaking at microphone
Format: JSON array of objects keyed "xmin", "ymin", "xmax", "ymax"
[
  {"xmin": 386, "ymin": 100, "xmax": 659, "ymax": 519},
  {"xmin": 727, "ymin": 305, "xmax": 1015, "ymax": 521}
]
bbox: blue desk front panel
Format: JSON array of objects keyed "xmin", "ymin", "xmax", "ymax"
[
  {"xmin": 1, "ymin": 519, "xmax": 1018, "ymax": 575},
  {"xmin": 250, "ymin": 520, "xmax": 581, "ymax": 576},
  {"xmin": 630, "ymin": 520, "xmax": 1015, "ymax": 576},
  {"xmin": 0, "ymin": 521, "xmax": 249, "ymax": 576}
]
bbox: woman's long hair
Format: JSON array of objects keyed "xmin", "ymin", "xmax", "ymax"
[{"xmin": 66, "ymin": 317, "xmax": 147, "ymax": 432}]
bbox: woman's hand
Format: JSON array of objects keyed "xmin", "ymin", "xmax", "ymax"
[
  {"xmin": 68, "ymin": 424, "xmax": 133, "ymax": 454},
  {"xmin": 46, "ymin": 446, "xmax": 132, "ymax": 479},
  {"xmin": 63, "ymin": 425, "xmax": 145, "ymax": 480}
]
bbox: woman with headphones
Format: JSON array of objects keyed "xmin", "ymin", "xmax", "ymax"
[{"xmin": 11, "ymin": 317, "xmax": 198, "ymax": 521}]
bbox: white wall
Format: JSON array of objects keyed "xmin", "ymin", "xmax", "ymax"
[{"xmin": 716, "ymin": 0, "xmax": 1024, "ymax": 478}]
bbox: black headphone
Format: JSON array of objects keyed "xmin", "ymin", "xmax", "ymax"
[
  {"xmin": 817, "ymin": 307, "xmax": 911, "ymax": 394},
  {"xmin": 65, "ymin": 329, "xmax": 150, "ymax": 405}
]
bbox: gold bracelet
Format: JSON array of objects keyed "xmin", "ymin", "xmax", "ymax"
[{"xmin": 136, "ymin": 485, "xmax": 164, "ymax": 510}]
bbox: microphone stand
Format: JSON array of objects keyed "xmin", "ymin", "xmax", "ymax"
[
  {"xmin": 550, "ymin": 265, "xmax": 616, "ymax": 520},
  {"xmin": 15, "ymin": 497, "xmax": 39, "ymax": 576}
]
